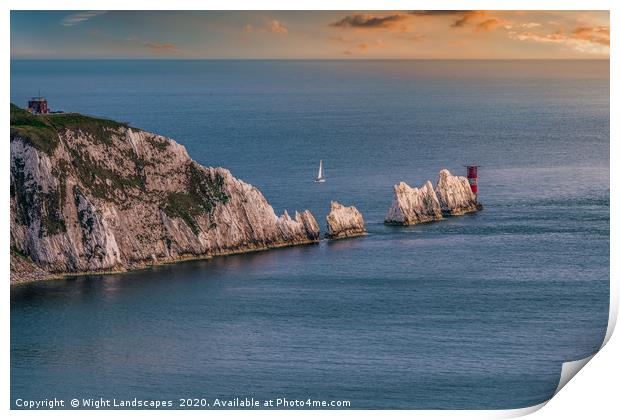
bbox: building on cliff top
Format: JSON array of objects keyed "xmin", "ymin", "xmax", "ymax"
[{"xmin": 27, "ymin": 97, "xmax": 49, "ymax": 114}]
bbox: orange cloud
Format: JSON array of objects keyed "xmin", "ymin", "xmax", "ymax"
[
  {"xmin": 270, "ymin": 20, "xmax": 288, "ymax": 34},
  {"xmin": 509, "ymin": 24, "xmax": 610, "ymax": 53},
  {"xmin": 504, "ymin": 22, "xmax": 542, "ymax": 30},
  {"xmin": 330, "ymin": 13, "xmax": 407, "ymax": 29},
  {"xmin": 244, "ymin": 20, "xmax": 289, "ymax": 35},
  {"xmin": 476, "ymin": 18, "xmax": 502, "ymax": 32},
  {"xmin": 572, "ymin": 26, "xmax": 609, "ymax": 46},
  {"xmin": 409, "ymin": 10, "xmax": 487, "ymax": 28},
  {"xmin": 330, "ymin": 11, "xmax": 502, "ymax": 33},
  {"xmin": 452, "ymin": 11, "xmax": 487, "ymax": 27}
]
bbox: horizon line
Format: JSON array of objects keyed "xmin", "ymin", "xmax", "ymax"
[{"xmin": 10, "ymin": 57, "xmax": 611, "ymax": 61}]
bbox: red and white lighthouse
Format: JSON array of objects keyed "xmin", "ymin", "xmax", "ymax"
[{"xmin": 465, "ymin": 165, "xmax": 479, "ymax": 199}]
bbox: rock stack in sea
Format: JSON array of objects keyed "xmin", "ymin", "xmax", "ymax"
[
  {"xmin": 435, "ymin": 169, "xmax": 478, "ymax": 215},
  {"xmin": 10, "ymin": 104, "xmax": 320, "ymax": 281},
  {"xmin": 385, "ymin": 169, "xmax": 479, "ymax": 225},
  {"xmin": 325, "ymin": 201, "xmax": 366, "ymax": 239},
  {"xmin": 385, "ymin": 180, "xmax": 443, "ymax": 225}
]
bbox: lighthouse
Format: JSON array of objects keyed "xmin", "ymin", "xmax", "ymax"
[{"xmin": 464, "ymin": 165, "xmax": 479, "ymax": 200}]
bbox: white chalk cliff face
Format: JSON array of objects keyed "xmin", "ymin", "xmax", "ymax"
[
  {"xmin": 435, "ymin": 169, "xmax": 478, "ymax": 215},
  {"xmin": 325, "ymin": 201, "xmax": 366, "ymax": 239},
  {"xmin": 10, "ymin": 105, "xmax": 320, "ymax": 281},
  {"xmin": 384, "ymin": 181, "xmax": 443, "ymax": 225}
]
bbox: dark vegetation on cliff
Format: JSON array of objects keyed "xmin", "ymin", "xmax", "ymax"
[{"xmin": 163, "ymin": 163, "xmax": 230, "ymax": 235}]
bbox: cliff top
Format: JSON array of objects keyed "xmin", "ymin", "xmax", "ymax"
[{"xmin": 10, "ymin": 103, "xmax": 131, "ymax": 155}]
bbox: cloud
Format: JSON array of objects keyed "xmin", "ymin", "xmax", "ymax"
[
  {"xmin": 508, "ymin": 25, "xmax": 610, "ymax": 53},
  {"xmin": 409, "ymin": 10, "xmax": 462, "ymax": 16},
  {"xmin": 243, "ymin": 20, "xmax": 289, "ymax": 35},
  {"xmin": 504, "ymin": 22, "xmax": 542, "ymax": 30},
  {"xmin": 476, "ymin": 18, "xmax": 502, "ymax": 32},
  {"xmin": 61, "ymin": 11, "xmax": 107, "ymax": 27},
  {"xmin": 452, "ymin": 11, "xmax": 487, "ymax": 27},
  {"xmin": 329, "ymin": 13, "xmax": 407, "ymax": 29},
  {"xmin": 408, "ymin": 10, "xmax": 487, "ymax": 28},
  {"xmin": 270, "ymin": 20, "xmax": 288, "ymax": 34},
  {"xmin": 572, "ymin": 26, "xmax": 609, "ymax": 46},
  {"xmin": 329, "ymin": 10, "xmax": 526, "ymax": 35}
]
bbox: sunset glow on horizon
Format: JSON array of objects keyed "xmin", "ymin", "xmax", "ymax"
[{"xmin": 11, "ymin": 10, "xmax": 610, "ymax": 59}]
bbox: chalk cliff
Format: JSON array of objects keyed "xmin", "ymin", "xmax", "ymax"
[
  {"xmin": 10, "ymin": 104, "xmax": 320, "ymax": 282},
  {"xmin": 385, "ymin": 169, "xmax": 480, "ymax": 225},
  {"xmin": 384, "ymin": 180, "xmax": 443, "ymax": 225},
  {"xmin": 435, "ymin": 169, "xmax": 478, "ymax": 215},
  {"xmin": 325, "ymin": 201, "xmax": 366, "ymax": 239}
]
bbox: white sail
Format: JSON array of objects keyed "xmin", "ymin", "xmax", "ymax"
[{"xmin": 315, "ymin": 160, "xmax": 325, "ymax": 182}]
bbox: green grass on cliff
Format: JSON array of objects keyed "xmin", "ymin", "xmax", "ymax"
[
  {"xmin": 10, "ymin": 103, "xmax": 129, "ymax": 154},
  {"xmin": 10, "ymin": 104, "xmax": 59, "ymax": 155}
]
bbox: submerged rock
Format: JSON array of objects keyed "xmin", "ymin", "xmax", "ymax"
[
  {"xmin": 10, "ymin": 104, "xmax": 320, "ymax": 281},
  {"xmin": 325, "ymin": 201, "xmax": 366, "ymax": 239},
  {"xmin": 435, "ymin": 169, "xmax": 478, "ymax": 215},
  {"xmin": 384, "ymin": 181, "xmax": 443, "ymax": 225}
]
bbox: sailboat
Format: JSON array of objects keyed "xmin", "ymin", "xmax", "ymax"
[{"xmin": 315, "ymin": 160, "xmax": 326, "ymax": 183}]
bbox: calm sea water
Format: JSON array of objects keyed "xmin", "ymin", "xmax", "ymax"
[{"xmin": 10, "ymin": 60, "xmax": 609, "ymax": 409}]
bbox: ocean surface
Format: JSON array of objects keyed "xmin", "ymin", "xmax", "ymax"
[{"xmin": 10, "ymin": 60, "xmax": 610, "ymax": 409}]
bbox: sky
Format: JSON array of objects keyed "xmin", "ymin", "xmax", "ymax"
[{"xmin": 10, "ymin": 10, "xmax": 610, "ymax": 59}]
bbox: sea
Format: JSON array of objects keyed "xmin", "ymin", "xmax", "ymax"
[{"xmin": 10, "ymin": 60, "xmax": 610, "ymax": 409}]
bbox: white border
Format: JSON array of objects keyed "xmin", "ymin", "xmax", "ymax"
[{"xmin": 3, "ymin": 1, "xmax": 616, "ymax": 418}]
